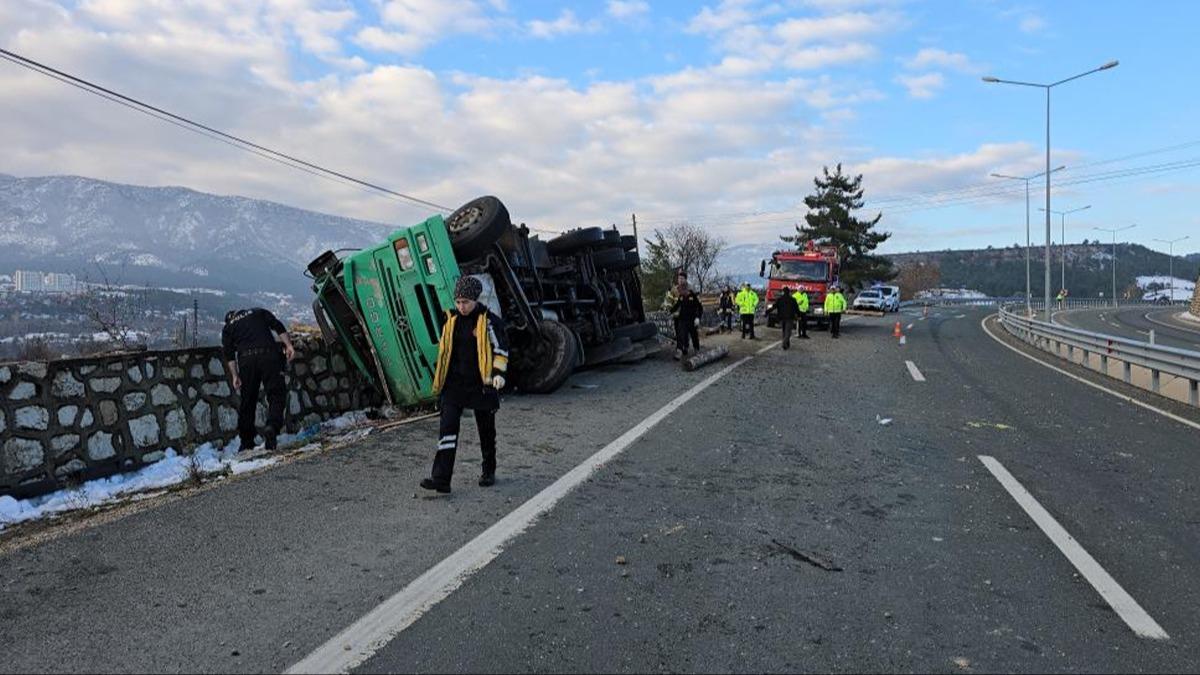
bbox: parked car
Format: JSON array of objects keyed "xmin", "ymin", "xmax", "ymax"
[
  {"xmin": 874, "ymin": 284, "xmax": 900, "ymax": 312},
  {"xmin": 852, "ymin": 289, "xmax": 885, "ymax": 311}
]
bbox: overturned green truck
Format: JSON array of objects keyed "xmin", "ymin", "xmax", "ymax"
[{"xmin": 307, "ymin": 196, "xmax": 658, "ymax": 406}]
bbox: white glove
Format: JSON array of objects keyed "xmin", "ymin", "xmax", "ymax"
[
  {"xmin": 492, "ymin": 375, "xmax": 506, "ymax": 390},
  {"xmin": 693, "ymin": 318, "xmax": 700, "ymax": 327}
]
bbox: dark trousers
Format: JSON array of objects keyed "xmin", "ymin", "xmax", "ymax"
[
  {"xmin": 721, "ymin": 309, "xmax": 734, "ymax": 332},
  {"xmin": 781, "ymin": 318, "xmax": 794, "ymax": 350},
  {"xmin": 237, "ymin": 351, "xmax": 285, "ymax": 448},
  {"xmin": 432, "ymin": 401, "xmax": 497, "ymax": 483},
  {"xmin": 674, "ymin": 317, "xmax": 699, "ymax": 354},
  {"xmin": 830, "ymin": 313, "xmax": 842, "ymax": 337},
  {"xmin": 740, "ymin": 313, "xmax": 755, "ymax": 338},
  {"xmin": 799, "ymin": 313, "xmax": 808, "ymax": 337}
]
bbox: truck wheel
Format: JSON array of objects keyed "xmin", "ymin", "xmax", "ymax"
[
  {"xmin": 612, "ymin": 321, "xmax": 657, "ymax": 342},
  {"xmin": 591, "ymin": 248, "xmax": 626, "ymax": 268},
  {"xmin": 547, "ymin": 227, "xmax": 604, "ymax": 256},
  {"xmin": 513, "ymin": 320, "xmax": 578, "ymax": 394},
  {"xmin": 446, "ymin": 196, "xmax": 511, "ymax": 261},
  {"xmin": 583, "ymin": 337, "xmax": 635, "ymax": 367},
  {"xmin": 606, "ymin": 251, "xmax": 640, "ymax": 271},
  {"xmin": 620, "ymin": 235, "xmax": 637, "ymax": 251},
  {"xmin": 597, "ymin": 229, "xmax": 622, "ymax": 248}
]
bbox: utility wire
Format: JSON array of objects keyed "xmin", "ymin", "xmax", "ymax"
[{"xmin": 0, "ymin": 47, "xmax": 453, "ymax": 213}]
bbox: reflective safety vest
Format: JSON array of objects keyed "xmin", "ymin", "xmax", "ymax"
[
  {"xmin": 793, "ymin": 291, "xmax": 809, "ymax": 313},
  {"xmin": 824, "ymin": 291, "xmax": 847, "ymax": 314},
  {"xmin": 735, "ymin": 289, "xmax": 759, "ymax": 314}
]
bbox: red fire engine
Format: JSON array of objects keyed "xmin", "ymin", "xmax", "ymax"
[{"xmin": 759, "ymin": 241, "xmax": 841, "ymax": 328}]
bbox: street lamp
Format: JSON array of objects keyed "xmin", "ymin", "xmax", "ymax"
[
  {"xmin": 983, "ymin": 59, "xmax": 1119, "ymax": 321},
  {"xmin": 1038, "ymin": 204, "xmax": 1091, "ymax": 293},
  {"xmin": 1094, "ymin": 224, "xmax": 1136, "ymax": 307},
  {"xmin": 991, "ymin": 165, "xmax": 1065, "ymax": 315},
  {"xmin": 1152, "ymin": 235, "xmax": 1190, "ymax": 303}
]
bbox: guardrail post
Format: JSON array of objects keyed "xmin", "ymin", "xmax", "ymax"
[
  {"xmin": 1151, "ymin": 369, "xmax": 1161, "ymax": 393},
  {"xmin": 1191, "ymin": 380, "xmax": 1199, "ymax": 407},
  {"xmin": 1081, "ymin": 349, "xmax": 1089, "ymax": 368},
  {"xmin": 1149, "ymin": 329, "xmax": 1156, "ymax": 346},
  {"xmin": 1123, "ymin": 362, "xmax": 1132, "ymax": 383},
  {"xmin": 1100, "ymin": 354, "xmax": 1108, "ymax": 373}
]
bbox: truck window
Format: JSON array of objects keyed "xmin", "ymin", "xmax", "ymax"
[{"xmin": 770, "ymin": 260, "xmax": 828, "ymax": 281}]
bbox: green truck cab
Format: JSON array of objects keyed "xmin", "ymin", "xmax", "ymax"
[{"xmin": 308, "ymin": 196, "xmax": 655, "ymax": 407}]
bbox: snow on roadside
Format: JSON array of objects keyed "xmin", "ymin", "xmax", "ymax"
[{"xmin": 0, "ymin": 410, "xmax": 372, "ymax": 532}]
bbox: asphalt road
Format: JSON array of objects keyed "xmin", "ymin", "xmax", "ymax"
[
  {"xmin": 3, "ymin": 310, "xmax": 1200, "ymax": 673},
  {"xmin": 1054, "ymin": 306, "xmax": 1200, "ymax": 352}
]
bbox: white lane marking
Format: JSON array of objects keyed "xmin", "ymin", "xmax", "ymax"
[
  {"xmin": 977, "ymin": 455, "xmax": 1169, "ymax": 641},
  {"xmin": 757, "ymin": 340, "xmax": 784, "ymax": 354},
  {"xmin": 288, "ymin": 351, "xmax": 771, "ymax": 674},
  {"xmin": 905, "ymin": 360, "xmax": 925, "ymax": 382},
  {"xmin": 981, "ymin": 315, "xmax": 1200, "ymax": 432}
]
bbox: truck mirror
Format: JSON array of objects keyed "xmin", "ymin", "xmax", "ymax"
[{"xmin": 759, "ymin": 260, "xmax": 765, "ymax": 278}]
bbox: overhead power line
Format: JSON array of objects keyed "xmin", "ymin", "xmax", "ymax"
[{"xmin": 0, "ymin": 47, "xmax": 453, "ymax": 214}]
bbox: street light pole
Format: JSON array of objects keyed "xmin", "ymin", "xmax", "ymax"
[
  {"xmin": 1153, "ymin": 235, "xmax": 1191, "ymax": 303},
  {"xmin": 1095, "ymin": 224, "xmax": 1136, "ymax": 307},
  {"xmin": 983, "ymin": 60, "xmax": 1118, "ymax": 321},
  {"xmin": 991, "ymin": 165, "xmax": 1065, "ymax": 316},
  {"xmin": 1039, "ymin": 204, "xmax": 1091, "ymax": 294}
]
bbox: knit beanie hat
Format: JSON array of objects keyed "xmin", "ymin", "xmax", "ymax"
[{"xmin": 454, "ymin": 275, "xmax": 483, "ymax": 301}]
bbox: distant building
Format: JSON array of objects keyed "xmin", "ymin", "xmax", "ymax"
[{"xmin": 13, "ymin": 270, "xmax": 78, "ymax": 293}]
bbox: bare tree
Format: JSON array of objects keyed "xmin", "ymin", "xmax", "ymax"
[
  {"xmin": 646, "ymin": 222, "xmax": 727, "ymax": 294},
  {"xmin": 80, "ymin": 264, "xmax": 146, "ymax": 350}
]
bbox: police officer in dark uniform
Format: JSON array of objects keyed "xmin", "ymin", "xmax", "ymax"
[
  {"xmin": 222, "ymin": 308, "xmax": 294, "ymax": 451},
  {"xmin": 421, "ymin": 276, "xmax": 509, "ymax": 494}
]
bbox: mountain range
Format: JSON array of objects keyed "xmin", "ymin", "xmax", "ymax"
[{"xmin": 0, "ymin": 173, "xmax": 393, "ymax": 297}]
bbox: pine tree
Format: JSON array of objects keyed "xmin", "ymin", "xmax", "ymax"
[{"xmin": 786, "ymin": 164, "xmax": 894, "ymax": 289}]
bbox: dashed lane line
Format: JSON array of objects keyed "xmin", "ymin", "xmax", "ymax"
[
  {"xmin": 978, "ymin": 455, "xmax": 1169, "ymax": 641},
  {"xmin": 288, "ymin": 345, "xmax": 778, "ymax": 674},
  {"xmin": 905, "ymin": 360, "xmax": 926, "ymax": 382}
]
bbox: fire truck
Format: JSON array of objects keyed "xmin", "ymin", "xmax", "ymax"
[{"xmin": 759, "ymin": 241, "xmax": 841, "ymax": 328}]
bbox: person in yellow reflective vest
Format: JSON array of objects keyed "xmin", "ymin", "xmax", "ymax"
[
  {"xmin": 824, "ymin": 284, "xmax": 847, "ymax": 338},
  {"xmin": 423, "ymin": 275, "xmax": 509, "ymax": 494},
  {"xmin": 735, "ymin": 283, "xmax": 759, "ymax": 339},
  {"xmin": 792, "ymin": 288, "xmax": 810, "ymax": 339}
]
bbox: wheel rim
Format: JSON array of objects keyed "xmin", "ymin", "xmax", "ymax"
[{"xmin": 448, "ymin": 206, "xmax": 482, "ymax": 234}]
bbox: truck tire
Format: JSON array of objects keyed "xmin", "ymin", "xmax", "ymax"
[
  {"xmin": 547, "ymin": 227, "xmax": 604, "ymax": 256},
  {"xmin": 597, "ymin": 229, "xmax": 622, "ymax": 248},
  {"xmin": 513, "ymin": 320, "xmax": 578, "ymax": 394},
  {"xmin": 446, "ymin": 196, "xmax": 510, "ymax": 261},
  {"xmin": 591, "ymin": 248, "xmax": 626, "ymax": 268},
  {"xmin": 582, "ymin": 337, "xmax": 634, "ymax": 367},
  {"xmin": 620, "ymin": 235, "xmax": 637, "ymax": 251},
  {"xmin": 606, "ymin": 251, "xmax": 640, "ymax": 271},
  {"xmin": 612, "ymin": 321, "xmax": 657, "ymax": 342}
]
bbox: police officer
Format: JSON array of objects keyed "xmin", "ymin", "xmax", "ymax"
[
  {"xmin": 667, "ymin": 278, "xmax": 704, "ymax": 359},
  {"xmin": 793, "ymin": 287, "xmax": 811, "ymax": 339},
  {"xmin": 774, "ymin": 287, "xmax": 801, "ymax": 350},
  {"xmin": 222, "ymin": 308, "xmax": 294, "ymax": 451},
  {"xmin": 824, "ymin": 284, "xmax": 848, "ymax": 338},
  {"xmin": 422, "ymin": 276, "xmax": 509, "ymax": 494},
  {"xmin": 736, "ymin": 283, "xmax": 759, "ymax": 339}
]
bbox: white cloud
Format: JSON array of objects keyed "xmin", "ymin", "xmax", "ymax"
[
  {"xmin": 1019, "ymin": 14, "xmax": 1046, "ymax": 34},
  {"xmin": 772, "ymin": 11, "xmax": 892, "ymax": 44},
  {"xmin": 785, "ymin": 42, "xmax": 878, "ymax": 70},
  {"xmin": 895, "ymin": 72, "xmax": 944, "ymax": 99},
  {"xmin": 355, "ymin": 0, "xmax": 501, "ymax": 55},
  {"xmin": 527, "ymin": 9, "xmax": 599, "ymax": 39},
  {"xmin": 607, "ymin": 1, "xmax": 650, "ymax": 19},
  {"xmin": 903, "ymin": 48, "xmax": 981, "ymax": 74}
]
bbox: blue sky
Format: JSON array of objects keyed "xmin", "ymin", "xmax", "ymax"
[{"xmin": 1, "ymin": 0, "xmax": 1197, "ymax": 258}]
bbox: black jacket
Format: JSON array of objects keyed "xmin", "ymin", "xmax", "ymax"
[
  {"xmin": 221, "ymin": 308, "xmax": 286, "ymax": 361},
  {"xmin": 439, "ymin": 304, "xmax": 507, "ymax": 410},
  {"xmin": 671, "ymin": 291, "xmax": 704, "ymax": 323},
  {"xmin": 718, "ymin": 292, "xmax": 734, "ymax": 311},
  {"xmin": 774, "ymin": 293, "xmax": 800, "ymax": 321}
]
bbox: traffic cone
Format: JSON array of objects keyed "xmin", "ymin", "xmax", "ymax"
[{"xmin": 893, "ymin": 321, "xmax": 902, "ymax": 338}]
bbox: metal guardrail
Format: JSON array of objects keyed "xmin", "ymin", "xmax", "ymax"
[
  {"xmin": 905, "ymin": 296, "xmax": 1189, "ymax": 309},
  {"xmin": 998, "ymin": 304, "xmax": 1200, "ymax": 407}
]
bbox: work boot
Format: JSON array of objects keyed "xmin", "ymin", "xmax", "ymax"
[
  {"xmin": 800, "ymin": 334, "xmax": 810, "ymax": 339},
  {"xmin": 478, "ymin": 473, "xmax": 496, "ymax": 487},
  {"xmin": 263, "ymin": 425, "xmax": 278, "ymax": 451},
  {"xmin": 673, "ymin": 349, "xmax": 682, "ymax": 360},
  {"xmin": 419, "ymin": 478, "xmax": 451, "ymax": 493}
]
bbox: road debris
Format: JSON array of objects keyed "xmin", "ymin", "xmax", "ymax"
[
  {"xmin": 876, "ymin": 415, "xmax": 893, "ymax": 426},
  {"xmin": 683, "ymin": 345, "xmax": 729, "ymax": 372},
  {"xmin": 615, "ymin": 556, "xmax": 627, "ymax": 565},
  {"xmin": 770, "ymin": 539, "xmax": 843, "ymax": 572}
]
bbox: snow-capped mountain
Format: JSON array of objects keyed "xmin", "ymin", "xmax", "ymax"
[{"xmin": 0, "ymin": 173, "xmax": 396, "ymax": 295}]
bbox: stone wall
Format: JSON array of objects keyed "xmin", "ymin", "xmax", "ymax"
[{"xmin": 0, "ymin": 335, "xmax": 380, "ymax": 498}]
